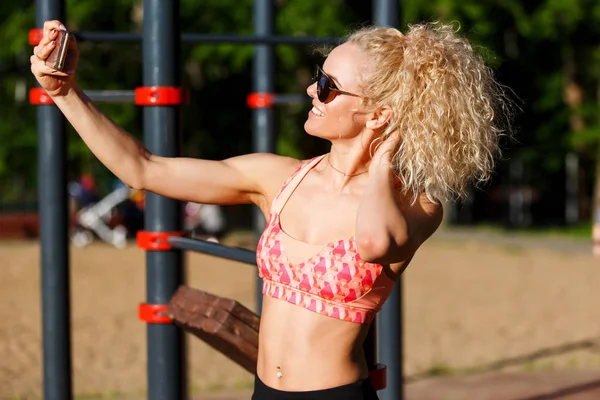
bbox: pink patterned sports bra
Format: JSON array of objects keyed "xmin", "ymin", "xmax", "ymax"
[{"xmin": 256, "ymin": 155, "xmax": 397, "ymax": 324}]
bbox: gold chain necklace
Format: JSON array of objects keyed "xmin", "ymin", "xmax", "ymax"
[{"xmin": 327, "ymin": 154, "xmax": 369, "ymax": 177}]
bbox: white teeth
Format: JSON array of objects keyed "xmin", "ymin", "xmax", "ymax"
[{"xmin": 311, "ymin": 106, "xmax": 325, "ymax": 117}]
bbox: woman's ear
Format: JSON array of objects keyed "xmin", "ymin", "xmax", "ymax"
[{"xmin": 365, "ymin": 106, "xmax": 393, "ymax": 130}]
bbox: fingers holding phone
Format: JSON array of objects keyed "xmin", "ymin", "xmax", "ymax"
[
  {"xmin": 45, "ymin": 29, "xmax": 72, "ymax": 71},
  {"xmin": 30, "ymin": 20, "xmax": 79, "ymax": 97}
]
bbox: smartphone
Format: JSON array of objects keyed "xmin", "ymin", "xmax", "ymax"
[{"xmin": 45, "ymin": 30, "xmax": 72, "ymax": 71}]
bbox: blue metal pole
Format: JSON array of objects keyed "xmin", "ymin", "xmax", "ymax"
[
  {"xmin": 36, "ymin": 0, "xmax": 72, "ymax": 399},
  {"xmin": 252, "ymin": 0, "xmax": 275, "ymax": 316},
  {"xmin": 374, "ymin": 0, "xmax": 400, "ymax": 28},
  {"xmin": 141, "ymin": 1, "xmax": 187, "ymax": 399},
  {"xmin": 373, "ymin": 2, "xmax": 403, "ymax": 399}
]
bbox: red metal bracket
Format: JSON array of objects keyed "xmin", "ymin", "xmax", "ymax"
[
  {"xmin": 134, "ymin": 87, "xmax": 188, "ymax": 106},
  {"xmin": 136, "ymin": 231, "xmax": 185, "ymax": 251},
  {"xmin": 29, "ymin": 88, "xmax": 54, "ymax": 105},
  {"xmin": 369, "ymin": 364, "xmax": 387, "ymax": 391},
  {"xmin": 29, "ymin": 28, "xmax": 43, "ymax": 46},
  {"xmin": 139, "ymin": 303, "xmax": 172, "ymax": 324},
  {"xmin": 247, "ymin": 93, "xmax": 274, "ymax": 109}
]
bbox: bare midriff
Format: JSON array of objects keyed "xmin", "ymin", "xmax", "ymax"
[{"xmin": 256, "ymin": 295, "xmax": 370, "ymax": 391}]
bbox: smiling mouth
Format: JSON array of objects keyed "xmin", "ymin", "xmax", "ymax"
[{"xmin": 311, "ymin": 106, "xmax": 325, "ymax": 117}]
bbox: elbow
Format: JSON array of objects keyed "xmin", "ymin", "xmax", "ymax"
[
  {"xmin": 128, "ymin": 152, "xmax": 153, "ymax": 191},
  {"xmin": 356, "ymin": 234, "xmax": 392, "ymax": 263},
  {"xmin": 120, "ymin": 167, "xmax": 146, "ymax": 191},
  {"xmin": 356, "ymin": 229, "xmax": 410, "ymax": 264},
  {"xmin": 126, "ymin": 179, "xmax": 144, "ymax": 191}
]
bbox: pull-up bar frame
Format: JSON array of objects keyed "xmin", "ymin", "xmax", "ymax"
[
  {"xmin": 30, "ymin": 30, "xmax": 342, "ymax": 45},
  {"xmin": 33, "ymin": 1, "xmax": 403, "ymax": 400}
]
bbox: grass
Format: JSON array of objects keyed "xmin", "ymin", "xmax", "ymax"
[
  {"xmin": 522, "ymin": 360, "xmax": 556, "ymax": 372},
  {"xmin": 424, "ymin": 364, "xmax": 454, "ymax": 377},
  {"xmin": 227, "ymin": 222, "xmax": 594, "ymax": 243},
  {"xmin": 532, "ymin": 222, "xmax": 593, "ymax": 239},
  {"xmin": 451, "ymin": 222, "xmax": 592, "ymax": 240}
]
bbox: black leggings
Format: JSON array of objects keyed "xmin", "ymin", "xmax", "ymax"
[{"xmin": 252, "ymin": 375, "xmax": 380, "ymax": 400}]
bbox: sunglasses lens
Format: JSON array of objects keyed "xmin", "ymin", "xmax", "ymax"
[{"xmin": 317, "ymin": 72, "xmax": 330, "ymax": 103}]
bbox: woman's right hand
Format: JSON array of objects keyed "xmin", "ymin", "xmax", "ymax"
[{"xmin": 30, "ymin": 20, "xmax": 79, "ymax": 97}]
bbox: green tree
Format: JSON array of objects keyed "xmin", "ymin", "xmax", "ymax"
[
  {"xmin": 403, "ymin": 0, "xmax": 599, "ymax": 229},
  {"xmin": 0, "ymin": 0, "xmax": 143, "ymax": 202},
  {"xmin": 4, "ymin": 0, "xmax": 597, "ymax": 233},
  {"xmin": 0, "ymin": 0, "xmax": 362, "ymax": 203}
]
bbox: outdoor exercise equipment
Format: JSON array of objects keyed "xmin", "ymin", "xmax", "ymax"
[{"xmin": 31, "ymin": 0, "xmax": 403, "ymax": 399}]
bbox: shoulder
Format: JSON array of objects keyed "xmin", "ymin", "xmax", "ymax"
[
  {"xmin": 259, "ymin": 155, "xmax": 320, "ymax": 197},
  {"xmin": 224, "ymin": 152, "xmax": 302, "ymax": 178},
  {"xmin": 225, "ymin": 152, "xmax": 306, "ymax": 211}
]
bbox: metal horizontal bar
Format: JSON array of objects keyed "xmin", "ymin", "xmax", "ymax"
[
  {"xmin": 73, "ymin": 32, "xmax": 341, "ymax": 45},
  {"xmin": 74, "ymin": 32, "xmax": 142, "ymax": 42},
  {"xmin": 273, "ymin": 94, "xmax": 311, "ymax": 105},
  {"xmin": 167, "ymin": 236, "xmax": 257, "ymax": 266},
  {"xmin": 84, "ymin": 90, "xmax": 135, "ymax": 103},
  {"xmin": 81, "ymin": 90, "xmax": 309, "ymax": 105},
  {"xmin": 182, "ymin": 34, "xmax": 341, "ymax": 45}
]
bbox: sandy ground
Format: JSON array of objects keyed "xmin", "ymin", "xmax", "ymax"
[{"xmin": 1, "ymin": 230, "xmax": 599, "ymax": 399}]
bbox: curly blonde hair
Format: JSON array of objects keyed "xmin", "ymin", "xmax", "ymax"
[{"xmin": 345, "ymin": 22, "xmax": 515, "ymax": 203}]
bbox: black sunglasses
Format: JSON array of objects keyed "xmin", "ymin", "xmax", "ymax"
[{"xmin": 312, "ymin": 65, "xmax": 361, "ymax": 103}]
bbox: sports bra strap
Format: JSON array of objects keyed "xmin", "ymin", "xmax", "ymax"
[{"xmin": 271, "ymin": 155, "xmax": 326, "ymax": 214}]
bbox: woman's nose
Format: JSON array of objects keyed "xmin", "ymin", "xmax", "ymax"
[{"xmin": 307, "ymin": 81, "xmax": 317, "ymax": 98}]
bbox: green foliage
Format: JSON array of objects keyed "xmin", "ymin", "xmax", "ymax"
[
  {"xmin": 0, "ymin": 0, "xmax": 355, "ymax": 200},
  {"xmin": 0, "ymin": 3, "xmax": 36, "ymax": 201},
  {"xmin": 0, "ymin": 0, "xmax": 598, "ymax": 224},
  {"xmin": 407, "ymin": 0, "xmax": 600, "ymax": 197}
]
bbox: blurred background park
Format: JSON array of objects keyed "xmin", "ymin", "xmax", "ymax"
[{"xmin": 1, "ymin": 0, "xmax": 600, "ymax": 399}]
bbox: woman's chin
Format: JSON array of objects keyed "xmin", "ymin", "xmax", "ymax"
[{"xmin": 303, "ymin": 120, "xmax": 320, "ymax": 137}]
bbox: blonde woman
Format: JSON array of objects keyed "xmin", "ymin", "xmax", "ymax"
[{"xmin": 32, "ymin": 20, "xmax": 512, "ymax": 400}]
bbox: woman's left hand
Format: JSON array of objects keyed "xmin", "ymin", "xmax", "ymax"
[{"xmin": 369, "ymin": 131, "xmax": 399, "ymax": 175}]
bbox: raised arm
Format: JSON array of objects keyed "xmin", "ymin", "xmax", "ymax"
[
  {"xmin": 355, "ymin": 132, "xmax": 443, "ymax": 266},
  {"xmin": 30, "ymin": 20, "xmax": 299, "ymax": 210}
]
